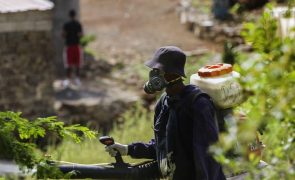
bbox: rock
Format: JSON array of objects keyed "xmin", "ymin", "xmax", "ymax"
[
  {"xmin": 80, "ymin": 55, "xmax": 113, "ymax": 79},
  {"xmin": 177, "ymin": 1, "xmax": 245, "ymax": 45},
  {"xmin": 54, "ymin": 79, "xmax": 139, "ymax": 131}
]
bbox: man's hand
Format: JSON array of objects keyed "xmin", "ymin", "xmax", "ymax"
[{"xmin": 105, "ymin": 143, "xmax": 128, "ymax": 157}]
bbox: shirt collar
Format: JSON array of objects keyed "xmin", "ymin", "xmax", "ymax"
[{"xmin": 166, "ymin": 85, "xmax": 191, "ymax": 105}]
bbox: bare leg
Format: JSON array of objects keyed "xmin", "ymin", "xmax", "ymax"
[
  {"xmin": 74, "ymin": 66, "xmax": 81, "ymax": 86},
  {"xmin": 75, "ymin": 67, "xmax": 80, "ymax": 78},
  {"xmin": 66, "ymin": 67, "xmax": 72, "ymax": 79}
]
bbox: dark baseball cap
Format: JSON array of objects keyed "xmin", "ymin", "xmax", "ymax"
[{"xmin": 145, "ymin": 46, "xmax": 186, "ymax": 77}]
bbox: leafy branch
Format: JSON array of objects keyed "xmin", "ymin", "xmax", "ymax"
[{"xmin": 0, "ymin": 111, "xmax": 97, "ymax": 171}]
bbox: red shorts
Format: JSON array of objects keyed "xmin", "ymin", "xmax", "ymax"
[{"xmin": 63, "ymin": 45, "xmax": 83, "ymax": 68}]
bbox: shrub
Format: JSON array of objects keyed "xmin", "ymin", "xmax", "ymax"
[
  {"xmin": 0, "ymin": 111, "xmax": 97, "ymax": 178},
  {"xmin": 212, "ymin": 5, "xmax": 295, "ymax": 179}
]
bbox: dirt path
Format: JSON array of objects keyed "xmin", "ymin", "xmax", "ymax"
[{"xmin": 80, "ymin": 0, "xmax": 219, "ymax": 62}]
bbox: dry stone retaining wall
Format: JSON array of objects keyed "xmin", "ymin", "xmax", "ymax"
[
  {"xmin": 177, "ymin": 0, "xmax": 244, "ymax": 44},
  {"xmin": 0, "ymin": 10, "xmax": 54, "ymax": 118}
]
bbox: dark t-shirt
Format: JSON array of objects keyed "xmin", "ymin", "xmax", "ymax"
[{"xmin": 63, "ymin": 20, "xmax": 82, "ymax": 46}]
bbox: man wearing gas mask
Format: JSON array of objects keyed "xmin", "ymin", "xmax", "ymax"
[{"xmin": 106, "ymin": 46, "xmax": 226, "ymax": 180}]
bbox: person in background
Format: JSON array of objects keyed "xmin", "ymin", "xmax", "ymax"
[
  {"xmin": 212, "ymin": 0, "xmax": 233, "ymax": 20},
  {"xmin": 105, "ymin": 46, "xmax": 226, "ymax": 180},
  {"xmin": 62, "ymin": 9, "xmax": 83, "ymax": 87},
  {"xmin": 212, "ymin": 0, "xmax": 269, "ymax": 20}
]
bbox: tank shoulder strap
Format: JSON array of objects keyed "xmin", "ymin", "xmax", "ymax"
[
  {"xmin": 189, "ymin": 89, "xmax": 209, "ymax": 105},
  {"xmin": 176, "ymin": 88, "xmax": 209, "ymax": 111},
  {"xmin": 187, "ymin": 88, "xmax": 220, "ymax": 131},
  {"xmin": 165, "ymin": 87, "xmax": 209, "ymax": 112}
]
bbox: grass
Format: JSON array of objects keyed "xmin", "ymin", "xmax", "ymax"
[{"xmin": 46, "ymin": 102, "xmax": 154, "ymax": 164}]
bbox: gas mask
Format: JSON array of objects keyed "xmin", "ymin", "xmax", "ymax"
[{"xmin": 144, "ymin": 69, "xmax": 182, "ymax": 94}]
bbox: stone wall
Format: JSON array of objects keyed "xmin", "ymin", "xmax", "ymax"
[{"xmin": 0, "ymin": 10, "xmax": 54, "ymax": 118}]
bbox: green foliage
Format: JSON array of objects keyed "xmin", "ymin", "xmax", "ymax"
[
  {"xmin": 213, "ymin": 5, "xmax": 295, "ymax": 179},
  {"xmin": 0, "ymin": 111, "xmax": 97, "ymax": 177},
  {"xmin": 241, "ymin": 10, "xmax": 281, "ymax": 54},
  {"xmin": 222, "ymin": 41, "xmax": 237, "ymax": 64},
  {"xmin": 36, "ymin": 159, "xmax": 77, "ymax": 179},
  {"xmin": 80, "ymin": 34, "xmax": 96, "ymax": 48},
  {"xmin": 80, "ymin": 34, "xmax": 96, "ymax": 56}
]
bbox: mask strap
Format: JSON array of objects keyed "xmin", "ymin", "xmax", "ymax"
[{"xmin": 166, "ymin": 77, "xmax": 182, "ymax": 87}]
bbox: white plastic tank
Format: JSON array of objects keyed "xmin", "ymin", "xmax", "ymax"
[{"xmin": 190, "ymin": 63, "xmax": 243, "ymax": 109}]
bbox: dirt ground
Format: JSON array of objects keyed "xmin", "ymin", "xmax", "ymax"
[{"xmin": 80, "ymin": 0, "xmax": 219, "ymax": 62}]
